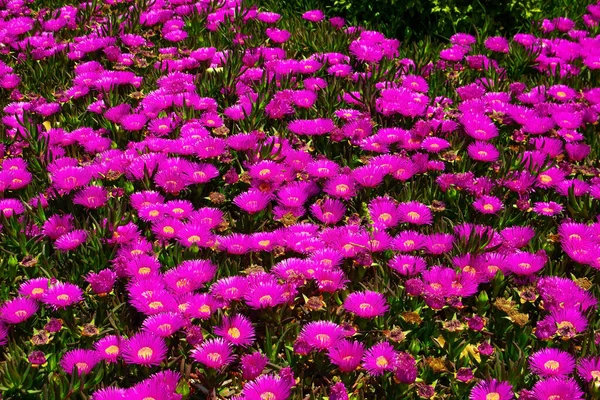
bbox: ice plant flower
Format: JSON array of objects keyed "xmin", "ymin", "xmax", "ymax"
[
  {"xmin": 531, "ymin": 378, "xmax": 584, "ymax": 400},
  {"xmin": 362, "ymin": 342, "xmax": 397, "ymax": 376},
  {"xmin": 343, "ymin": 290, "xmax": 389, "ymax": 318},
  {"xmin": 328, "ymin": 340, "xmax": 365, "ymax": 372},
  {"xmin": 469, "ymin": 379, "xmax": 514, "ymax": 400},
  {"xmin": 191, "ymin": 338, "xmax": 236, "ymax": 370},
  {"xmin": 529, "ymin": 348, "xmax": 576, "ymax": 378},
  {"xmin": 0, "ymin": 297, "xmax": 38, "ymax": 324},
  {"xmin": 60, "ymin": 349, "xmax": 100, "ymax": 376},
  {"xmin": 397, "ymin": 201, "xmax": 433, "ymax": 225},
  {"xmin": 577, "ymin": 356, "xmax": 600, "ymax": 382},
  {"xmin": 214, "ymin": 314, "xmax": 256, "ymax": 347},
  {"xmin": 299, "ymin": 321, "xmax": 345, "ymax": 350},
  {"xmin": 122, "ymin": 332, "xmax": 168, "ymax": 366},
  {"xmin": 41, "ymin": 282, "xmax": 83, "ymax": 310},
  {"xmin": 242, "ymin": 374, "xmax": 292, "ymax": 400}
]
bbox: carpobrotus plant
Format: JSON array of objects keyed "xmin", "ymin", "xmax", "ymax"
[{"xmin": 0, "ymin": 0, "xmax": 600, "ymax": 399}]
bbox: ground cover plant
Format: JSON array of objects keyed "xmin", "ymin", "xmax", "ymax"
[{"xmin": 1, "ymin": 0, "xmax": 600, "ymax": 399}]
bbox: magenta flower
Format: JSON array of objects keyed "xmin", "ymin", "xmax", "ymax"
[
  {"xmin": 533, "ymin": 202, "xmax": 563, "ymax": 216},
  {"xmin": 142, "ymin": 312, "xmax": 186, "ymax": 337},
  {"xmin": 73, "ymin": 186, "xmax": 108, "ymax": 209},
  {"xmin": 122, "ymin": 332, "xmax": 167, "ymax": 366},
  {"xmin": 0, "ymin": 297, "xmax": 38, "ymax": 324},
  {"xmin": 302, "ymin": 9, "xmax": 325, "ymax": 22},
  {"xmin": 529, "ymin": 348, "xmax": 575, "ymax": 378},
  {"xmin": 362, "ymin": 342, "xmax": 397, "ymax": 376},
  {"xmin": 191, "ymin": 338, "xmax": 236, "ymax": 370},
  {"xmin": 505, "ymin": 252, "xmax": 546, "ymax": 275},
  {"xmin": 473, "ymin": 195, "xmax": 504, "ymax": 214},
  {"xmin": 299, "ymin": 321, "xmax": 345, "ymax": 351},
  {"xmin": 467, "ymin": 141, "xmax": 500, "ymax": 162},
  {"xmin": 460, "ymin": 112, "xmax": 498, "ymax": 141},
  {"xmin": 310, "ymin": 198, "xmax": 346, "ymax": 225},
  {"xmin": 288, "ymin": 118, "xmax": 335, "ymax": 136},
  {"xmin": 323, "ymin": 175, "xmax": 356, "ymax": 200},
  {"xmin": 41, "ymin": 282, "xmax": 83, "ymax": 310},
  {"xmin": 266, "ymin": 27, "xmax": 291, "ymax": 43},
  {"xmin": 343, "ymin": 290, "xmax": 389, "ymax": 318},
  {"xmin": 85, "ymin": 269, "xmax": 117, "ymax": 295},
  {"xmin": 550, "ymin": 308, "xmax": 588, "ymax": 338},
  {"xmin": 90, "ymin": 387, "xmax": 127, "ymax": 400},
  {"xmin": 18, "ymin": 277, "xmax": 49, "ymax": 300},
  {"xmin": 532, "ymin": 378, "xmax": 583, "ymax": 400},
  {"xmin": 469, "ymin": 379, "xmax": 514, "ymax": 400},
  {"xmin": 214, "ymin": 314, "xmax": 256, "ymax": 347},
  {"xmin": 328, "ymin": 340, "xmax": 365, "ymax": 372},
  {"xmin": 397, "ymin": 201, "xmax": 433, "ymax": 225},
  {"xmin": 60, "ymin": 349, "xmax": 100, "ymax": 376},
  {"xmin": 94, "ymin": 335, "xmax": 122, "ymax": 363},
  {"xmin": 241, "ymin": 352, "xmax": 269, "ymax": 380},
  {"xmin": 54, "ymin": 229, "xmax": 87, "ymax": 252},
  {"xmin": 233, "ymin": 190, "xmax": 272, "ymax": 214},
  {"xmin": 577, "ymin": 356, "xmax": 600, "ymax": 382},
  {"xmin": 242, "ymin": 374, "xmax": 292, "ymax": 400}
]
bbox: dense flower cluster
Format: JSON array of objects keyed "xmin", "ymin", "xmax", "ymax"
[{"xmin": 0, "ymin": 0, "xmax": 599, "ymax": 399}]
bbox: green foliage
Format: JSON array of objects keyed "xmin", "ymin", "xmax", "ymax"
[{"xmin": 292, "ymin": 0, "xmax": 597, "ymax": 40}]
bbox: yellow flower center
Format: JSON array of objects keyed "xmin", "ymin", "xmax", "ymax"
[
  {"xmin": 336, "ymin": 184, "xmax": 349, "ymax": 193},
  {"xmin": 316, "ymin": 333, "xmax": 330, "ymax": 345},
  {"xmin": 259, "ymin": 295, "xmax": 272, "ymax": 304},
  {"xmin": 199, "ymin": 304, "xmax": 211, "ymax": 314},
  {"xmin": 407, "ymin": 211, "xmax": 420, "ymax": 220},
  {"xmin": 32, "ymin": 288, "xmax": 44, "ymax": 295},
  {"xmin": 483, "ymin": 204, "xmax": 494, "ymax": 211},
  {"xmin": 228, "ymin": 327, "xmax": 241, "ymax": 339},
  {"xmin": 539, "ymin": 174, "xmax": 552, "ymax": 184},
  {"xmin": 15, "ymin": 310, "xmax": 27, "ymax": 318},
  {"xmin": 375, "ymin": 356, "xmax": 389, "ymax": 368},
  {"xmin": 486, "ymin": 393, "xmax": 500, "ymax": 400},
  {"xmin": 56, "ymin": 294, "xmax": 70, "ymax": 301},
  {"xmin": 137, "ymin": 347, "xmax": 153, "ymax": 360},
  {"xmin": 379, "ymin": 213, "xmax": 392, "ymax": 222},
  {"xmin": 544, "ymin": 360, "xmax": 560, "ymax": 370},
  {"xmin": 149, "ymin": 301, "xmax": 163, "ymax": 309},
  {"xmin": 207, "ymin": 352, "xmax": 221, "ymax": 362},
  {"xmin": 463, "ymin": 265, "xmax": 476, "ymax": 274},
  {"xmin": 105, "ymin": 345, "xmax": 119, "ymax": 355},
  {"xmin": 75, "ymin": 362, "xmax": 88, "ymax": 372},
  {"xmin": 188, "ymin": 235, "xmax": 201, "ymax": 243},
  {"xmin": 176, "ymin": 279, "xmax": 189, "ymax": 288},
  {"xmin": 261, "ymin": 392, "xmax": 276, "ymax": 400},
  {"xmin": 158, "ymin": 323, "xmax": 172, "ymax": 332}
]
